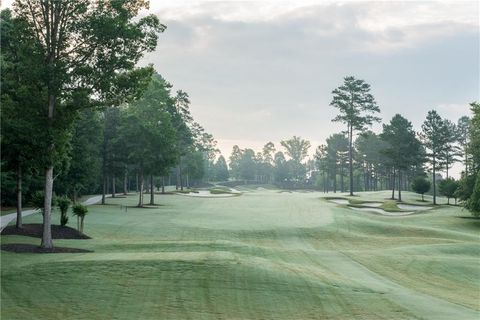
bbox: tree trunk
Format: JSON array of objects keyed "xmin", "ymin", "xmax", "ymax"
[
  {"xmin": 162, "ymin": 176, "xmax": 165, "ymax": 194},
  {"xmin": 340, "ymin": 161, "xmax": 344, "ymax": 193},
  {"xmin": 349, "ymin": 124, "xmax": 354, "ymax": 196},
  {"xmin": 73, "ymin": 188, "xmax": 78, "ymax": 204},
  {"xmin": 123, "ymin": 167, "xmax": 128, "ymax": 195},
  {"xmin": 112, "ymin": 175, "xmax": 116, "ymax": 198},
  {"xmin": 446, "ymin": 152, "xmax": 449, "ymax": 179},
  {"xmin": 391, "ymin": 167, "xmax": 396, "ymax": 200},
  {"xmin": 333, "ymin": 162, "xmax": 337, "ymax": 193},
  {"xmin": 41, "ymin": 166, "xmax": 54, "ymax": 249},
  {"xmin": 101, "ymin": 122, "xmax": 107, "ymax": 204},
  {"xmin": 433, "ymin": 154, "xmax": 437, "ymax": 205},
  {"xmin": 150, "ymin": 174, "xmax": 154, "ymax": 205},
  {"xmin": 138, "ymin": 167, "xmax": 144, "ymax": 207},
  {"xmin": 179, "ymin": 163, "xmax": 184, "ymax": 191},
  {"xmin": 102, "ymin": 173, "xmax": 106, "ymax": 205},
  {"xmin": 80, "ymin": 217, "xmax": 84, "ymax": 233},
  {"xmin": 42, "ymin": 52, "xmax": 57, "ymax": 248},
  {"xmin": 398, "ymin": 170, "xmax": 402, "ymax": 202},
  {"xmin": 176, "ymin": 166, "xmax": 180, "ymax": 190},
  {"xmin": 136, "ymin": 173, "xmax": 139, "ymax": 193},
  {"xmin": 16, "ymin": 165, "xmax": 22, "ymax": 229},
  {"xmin": 326, "ymin": 171, "xmax": 330, "ymax": 193},
  {"xmin": 465, "ymin": 149, "xmax": 468, "ymax": 177}
]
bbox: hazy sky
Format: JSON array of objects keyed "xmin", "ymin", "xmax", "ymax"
[
  {"xmin": 137, "ymin": 1, "xmax": 479, "ymax": 167},
  {"xmin": 2, "ymin": 1, "xmax": 479, "ymax": 176}
]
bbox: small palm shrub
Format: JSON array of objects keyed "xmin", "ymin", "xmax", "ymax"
[
  {"xmin": 57, "ymin": 196, "xmax": 71, "ymax": 226},
  {"xmin": 72, "ymin": 204, "xmax": 88, "ymax": 233}
]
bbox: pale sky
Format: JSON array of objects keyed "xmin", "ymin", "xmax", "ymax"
[
  {"xmin": 3, "ymin": 0, "xmax": 479, "ymax": 177},
  {"xmin": 140, "ymin": 0, "xmax": 479, "ymax": 177}
]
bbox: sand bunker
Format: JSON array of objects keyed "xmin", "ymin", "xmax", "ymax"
[
  {"xmin": 329, "ymin": 199, "xmax": 349, "ymax": 205},
  {"xmin": 350, "ymin": 207, "xmax": 414, "ymax": 216},
  {"xmin": 177, "ymin": 190, "xmax": 238, "ymax": 198},
  {"xmin": 397, "ymin": 204, "xmax": 432, "ymax": 211}
]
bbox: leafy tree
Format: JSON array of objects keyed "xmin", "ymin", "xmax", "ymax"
[
  {"xmin": 121, "ymin": 76, "xmax": 178, "ymax": 207},
  {"xmin": 438, "ymin": 178, "xmax": 459, "ymax": 205},
  {"xmin": 239, "ymin": 149, "xmax": 256, "ymax": 181},
  {"xmin": 466, "ymin": 172, "xmax": 480, "ymax": 216},
  {"xmin": 1, "ymin": 8, "xmax": 45, "ymax": 228},
  {"xmin": 355, "ymin": 131, "xmax": 388, "ymax": 192},
  {"xmin": 421, "ymin": 110, "xmax": 450, "ymax": 205},
  {"xmin": 411, "ymin": 176, "xmax": 431, "ymax": 201},
  {"xmin": 326, "ymin": 133, "xmax": 348, "ymax": 192},
  {"xmin": 381, "ymin": 114, "xmax": 423, "ymax": 201},
  {"xmin": 280, "ymin": 136, "xmax": 311, "ymax": 181},
  {"xmin": 214, "ymin": 156, "xmax": 229, "ymax": 181},
  {"xmin": 469, "ymin": 102, "xmax": 480, "ymax": 172},
  {"xmin": 183, "ymin": 150, "xmax": 205, "ymax": 187},
  {"xmin": 229, "ymin": 145, "xmax": 243, "ymax": 180},
  {"xmin": 314, "ymin": 145, "xmax": 329, "ymax": 192},
  {"xmin": 274, "ymin": 152, "xmax": 289, "ymax": 183},
  {"xmin": 12, "ymin": 0, "xmax": 164, "ymax": 248},
  {"xmin": 259, "ymin": 142, "xmax": 276, "ymax": 183},
  {"xmin": 72, "ymin": 204, "xmax": 88, "ymax": 233},
  {"xmin": 57, "ymin": 196, "xmax": 71, "ymax": 226},
  {"xmin": 457, "ymin": 116, "xmax": 471, "ymax": 176},
  {"xmin": 330, "ymin": 76, "xmax": 380, "ymax": 196},
  {"xmin": 439, "ymin": 120, "xmax": 461, "ymax": 179},
  {"xmin": 55, "ymin": 110, "xmax": 102, "ymax": 202}
]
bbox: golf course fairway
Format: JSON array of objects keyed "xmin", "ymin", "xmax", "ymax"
[{"xmin": 1, "ymin": 189, "xmax": 479, "ymax": 319}]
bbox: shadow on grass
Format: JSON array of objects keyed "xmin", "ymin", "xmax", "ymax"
[
  {"xmin": 1, "ymin": 243, "xmax": 93, "ymax": 254},
  {"xmin": 1, "ymin": 224, "xmax": 91, "ymax": 239}
]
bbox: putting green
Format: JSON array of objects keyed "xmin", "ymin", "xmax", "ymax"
[{"xmin": 1, "ymin": 189, "xmax": 479, "ymax": 319}]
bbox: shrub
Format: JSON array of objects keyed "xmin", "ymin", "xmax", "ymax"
[
  {"xmin": 466, "ymin": 172, "xmax": 480, "ymax": 217},
  {"xmin": 57, "ymin": 196, "xmax": 71, "ymax": 226},
  {"xmin": 411, "ymin": 176, "xmax": 431, "ymax": 201},
  {"xmin": 72, "ymin": 204, "xmax": 88, "ymax": 233},
  {"xmin": 438, "ymin": 178, "xmax": 460, "ymax": 205}
]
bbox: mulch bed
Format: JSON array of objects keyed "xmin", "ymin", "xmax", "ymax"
[
  {"xmin": 1, "ymin": 224, "xmax": 91, "ymax": 239},
  {"xmin": 1, "ymin": 243, "xmax": 92, "ymax": 254}
]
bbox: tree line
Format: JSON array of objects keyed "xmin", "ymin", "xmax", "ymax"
[
  {"xmin": 226, "ymin": 77, "xmax": 480, "ymax": 216},
  {"xmin": 1, "ymin": 2, "xmax": 479, "ymax": 254},
  {"xmin": 0, "ymin": 1, "xmax": 218, "ymax": 249}
]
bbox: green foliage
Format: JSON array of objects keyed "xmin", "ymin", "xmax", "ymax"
[
  {"xmin": 72, "ymin": 204, "xmax": 88, "ymax": 218},
  {"xmin": 330, "ymin": 76, "xmax": 380, "ymax": 195},
  {"xmin": 31, "ymin": 191, "xmax": 57, "ymax": 214},
  {"xmin": 411, "ymin": 176, "xmax": 431, "ymax": 200},
  {"xmin": 273, "ymin": 152, "xmax": 289, "ymax": 183},
  {"xmin": 466, "ymin": 172, "xmax": 480, "ymax": 216},
  {"xmin": 214, "ymin": 156, "xmax": 229, "ymax": 181},
  {"xmin": 382, "ymin": 114, "xmax": 423, "ymax": 171},
  {"xmin": 55, "ymin": 110, "xmax": 103, "ymax": 199},
  {"xmin": 72, "ymin": 203, "xmax": 88, "ymax": 233},
  {"xmin": 57, "ymin": 196, "xmax": 71, "ymax": 226},
  {"xmin": 438, "ymin": 178, "xmax": 459, "ymax": 204},
  {"xmin": 280, "ymin": 136, "xmax": 311, "ymax": 181},
  {"xmin": 330, "ymin": 76, "xmax": 380, "ymax": 131},
  {"xmin": 469, "ymin": 102, "xmax": 480, "ymax": 172}
]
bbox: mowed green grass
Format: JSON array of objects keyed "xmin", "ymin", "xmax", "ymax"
[{"xmin": 1, "ymin": 190, "xmax": 479, "ymax": 319}]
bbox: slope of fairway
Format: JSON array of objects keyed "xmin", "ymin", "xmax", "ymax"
[{"xmin": 1, "ymin": 190, "xmax": 479, "ymax": 319}]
